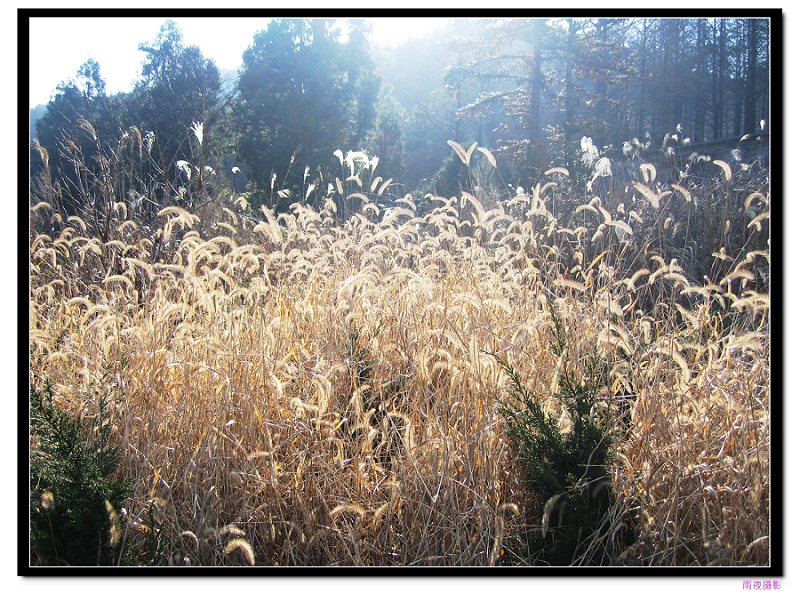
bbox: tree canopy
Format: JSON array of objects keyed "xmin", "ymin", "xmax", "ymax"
[
  {"xmin": 233, "ymin": 18, "xmax": 379, "ymax": 206},
  {"xmin": 31, "ymin": 16, "xmax": 772, "ymax": 215},
  {"xmin": 131, "ymin": 20, "xmax": 221, "ymax": 170}
]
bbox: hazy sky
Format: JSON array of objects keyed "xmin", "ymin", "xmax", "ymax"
[{"xmin": 27, "ymin": 16, "xmax": 449, "ymax": 106}]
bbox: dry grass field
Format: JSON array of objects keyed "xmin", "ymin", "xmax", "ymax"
[{"xmin": 28, "ymin": 141, "xmax": 770, "ymax": 566}]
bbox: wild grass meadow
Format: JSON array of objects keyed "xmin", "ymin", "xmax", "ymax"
[{"xmin": 28, "ymin": 126, "xmax": 771, "ymax": 567}]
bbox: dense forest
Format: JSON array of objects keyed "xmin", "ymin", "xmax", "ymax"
[
  {"xmin": 28, "ymin": 16, "xmax": 773, "ymax": 569},
  {"xmin": 30, "ymin": 17, "xmax": 770, "ymax": 213}
]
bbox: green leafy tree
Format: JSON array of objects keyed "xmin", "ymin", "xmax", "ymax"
[
  {"xmin": 362, "ymin": 86, "xmax": 408, "ymax": 192},
  {"xmin": 233, "ymin": 18, "xmax": 379, "ymax": 206},
  {"xmin": 399, "ymin": 87, "xmax": 460, "ymax": 192},
  {"xmin": 131, "ymin": 20, "xmax": 221, "ymax": 181},
  {"xmin": 33, "ymin": 59, "xmax": 121, "ymax": 215}
]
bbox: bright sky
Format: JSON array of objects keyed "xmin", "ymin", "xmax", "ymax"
[{"xmin": 27, "ymin": 16, "xmax": 449, "ymax": 107}]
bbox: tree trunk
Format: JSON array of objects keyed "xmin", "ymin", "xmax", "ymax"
[
  {"xmin": 713, "ymin": 19, "xmax": 726, "ymax": 140},
  {"xmin": 733, "ymin": 38, "xmax": 743, "ymax": 137},
  {"xmin": 637, "ymin": 20, "xmax": 649, "ymax": 138},
  {"xmin": 525, "ymin": 19, "xmax": 545, "ymax": 184},
  {"xmin": 595, "ymin": 19, "xmax": 610, "ymax": 145},
  {"xmin": 743, "ymin": 19, "xmax": 758, "ymax": 134},
  {"xmin": 693, "ymin": 20, "xmax": 706, "ymax": 143},
  {"xmin": 564, "ymin": 19, "xmax": 578, "ymax": 169}
]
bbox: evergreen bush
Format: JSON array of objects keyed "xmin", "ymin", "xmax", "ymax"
[
  {"xmin": 499, "ymin": 304, "xmax": 635, "ymax": 565},
  {"xmin": 29, "ymin": 381, "xmax": 131, "ymax": 566}
]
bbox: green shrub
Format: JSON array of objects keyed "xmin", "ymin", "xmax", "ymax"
[
  {"xmin": 29, "ymin": 381, "xmax": 131, "ymax": 566},
  {"xmin": 499, "ymin": 305, "xmax": 635, "ymax": 565}
]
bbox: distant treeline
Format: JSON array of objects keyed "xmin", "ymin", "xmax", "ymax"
[{"xmin": 30, "ymin": 16, "xmax": 773, "ymax": 215}]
